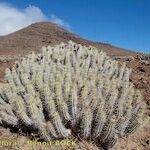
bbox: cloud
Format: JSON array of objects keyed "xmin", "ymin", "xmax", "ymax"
[
  {"xmin": 0, "ymin": 3, "xmax": 70, "ymax": 35},
  {"xmin": 50, "ymin": 14, "xmax": 71, "ymax": 31}
]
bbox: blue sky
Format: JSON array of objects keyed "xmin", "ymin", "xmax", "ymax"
[{"xmin": 0, "ymin": 0, "xmax": 150, "ymax": 53}]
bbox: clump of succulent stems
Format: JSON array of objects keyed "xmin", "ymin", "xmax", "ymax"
[{"xmin": 0, "ymin": 41, "xmax": 148, "ymax": 149}]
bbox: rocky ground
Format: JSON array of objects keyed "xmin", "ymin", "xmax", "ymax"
[{"xmin": 0, "ymin": 22, "xmax": 149, "ymax": 150}]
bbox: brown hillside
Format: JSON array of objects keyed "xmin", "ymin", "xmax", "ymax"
[{"xmin": 0, "ymin": 22, "xmax": 136, "ymax": 56}]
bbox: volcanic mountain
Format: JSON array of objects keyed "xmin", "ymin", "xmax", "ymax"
[{"xmin": 0, "ymin": 22, "xmax": 136, "ymax": 56}]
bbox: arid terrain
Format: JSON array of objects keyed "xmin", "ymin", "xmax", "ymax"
[{"xmin": 0, "ymin": 22, "xmax": 149, "ymax": 150}]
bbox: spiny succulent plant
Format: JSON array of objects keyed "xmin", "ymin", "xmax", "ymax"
[{"xmin": 0, "ymin": 41, "xmax": 148, "ymax": 149}]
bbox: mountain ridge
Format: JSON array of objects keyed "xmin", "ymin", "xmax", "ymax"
[{"xmin": 0, "ymin": 21, "xmax": 136, "ymax": 56}]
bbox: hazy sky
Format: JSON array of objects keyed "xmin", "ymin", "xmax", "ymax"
[{"xmin": 0, "ymin": 0, "xmax": 150, "ymax": 53}]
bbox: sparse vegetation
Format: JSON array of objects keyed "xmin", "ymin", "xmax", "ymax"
[
  {"xmin": 112, "ymin": 55, "xmax": 135, "ymax": 61},
  {"xmin": 137, "ymin": 53, "xmax": 150, "ymax": 65}
]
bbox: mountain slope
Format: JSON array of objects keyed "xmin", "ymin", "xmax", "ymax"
[{"xmin": 0, "ymin": 22, "xmax": 136, "ymax": 56}]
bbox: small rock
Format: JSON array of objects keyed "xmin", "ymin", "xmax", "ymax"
[{"xmin": 140, "ymin": 60, "xmax": 150, "ymax": 65}]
